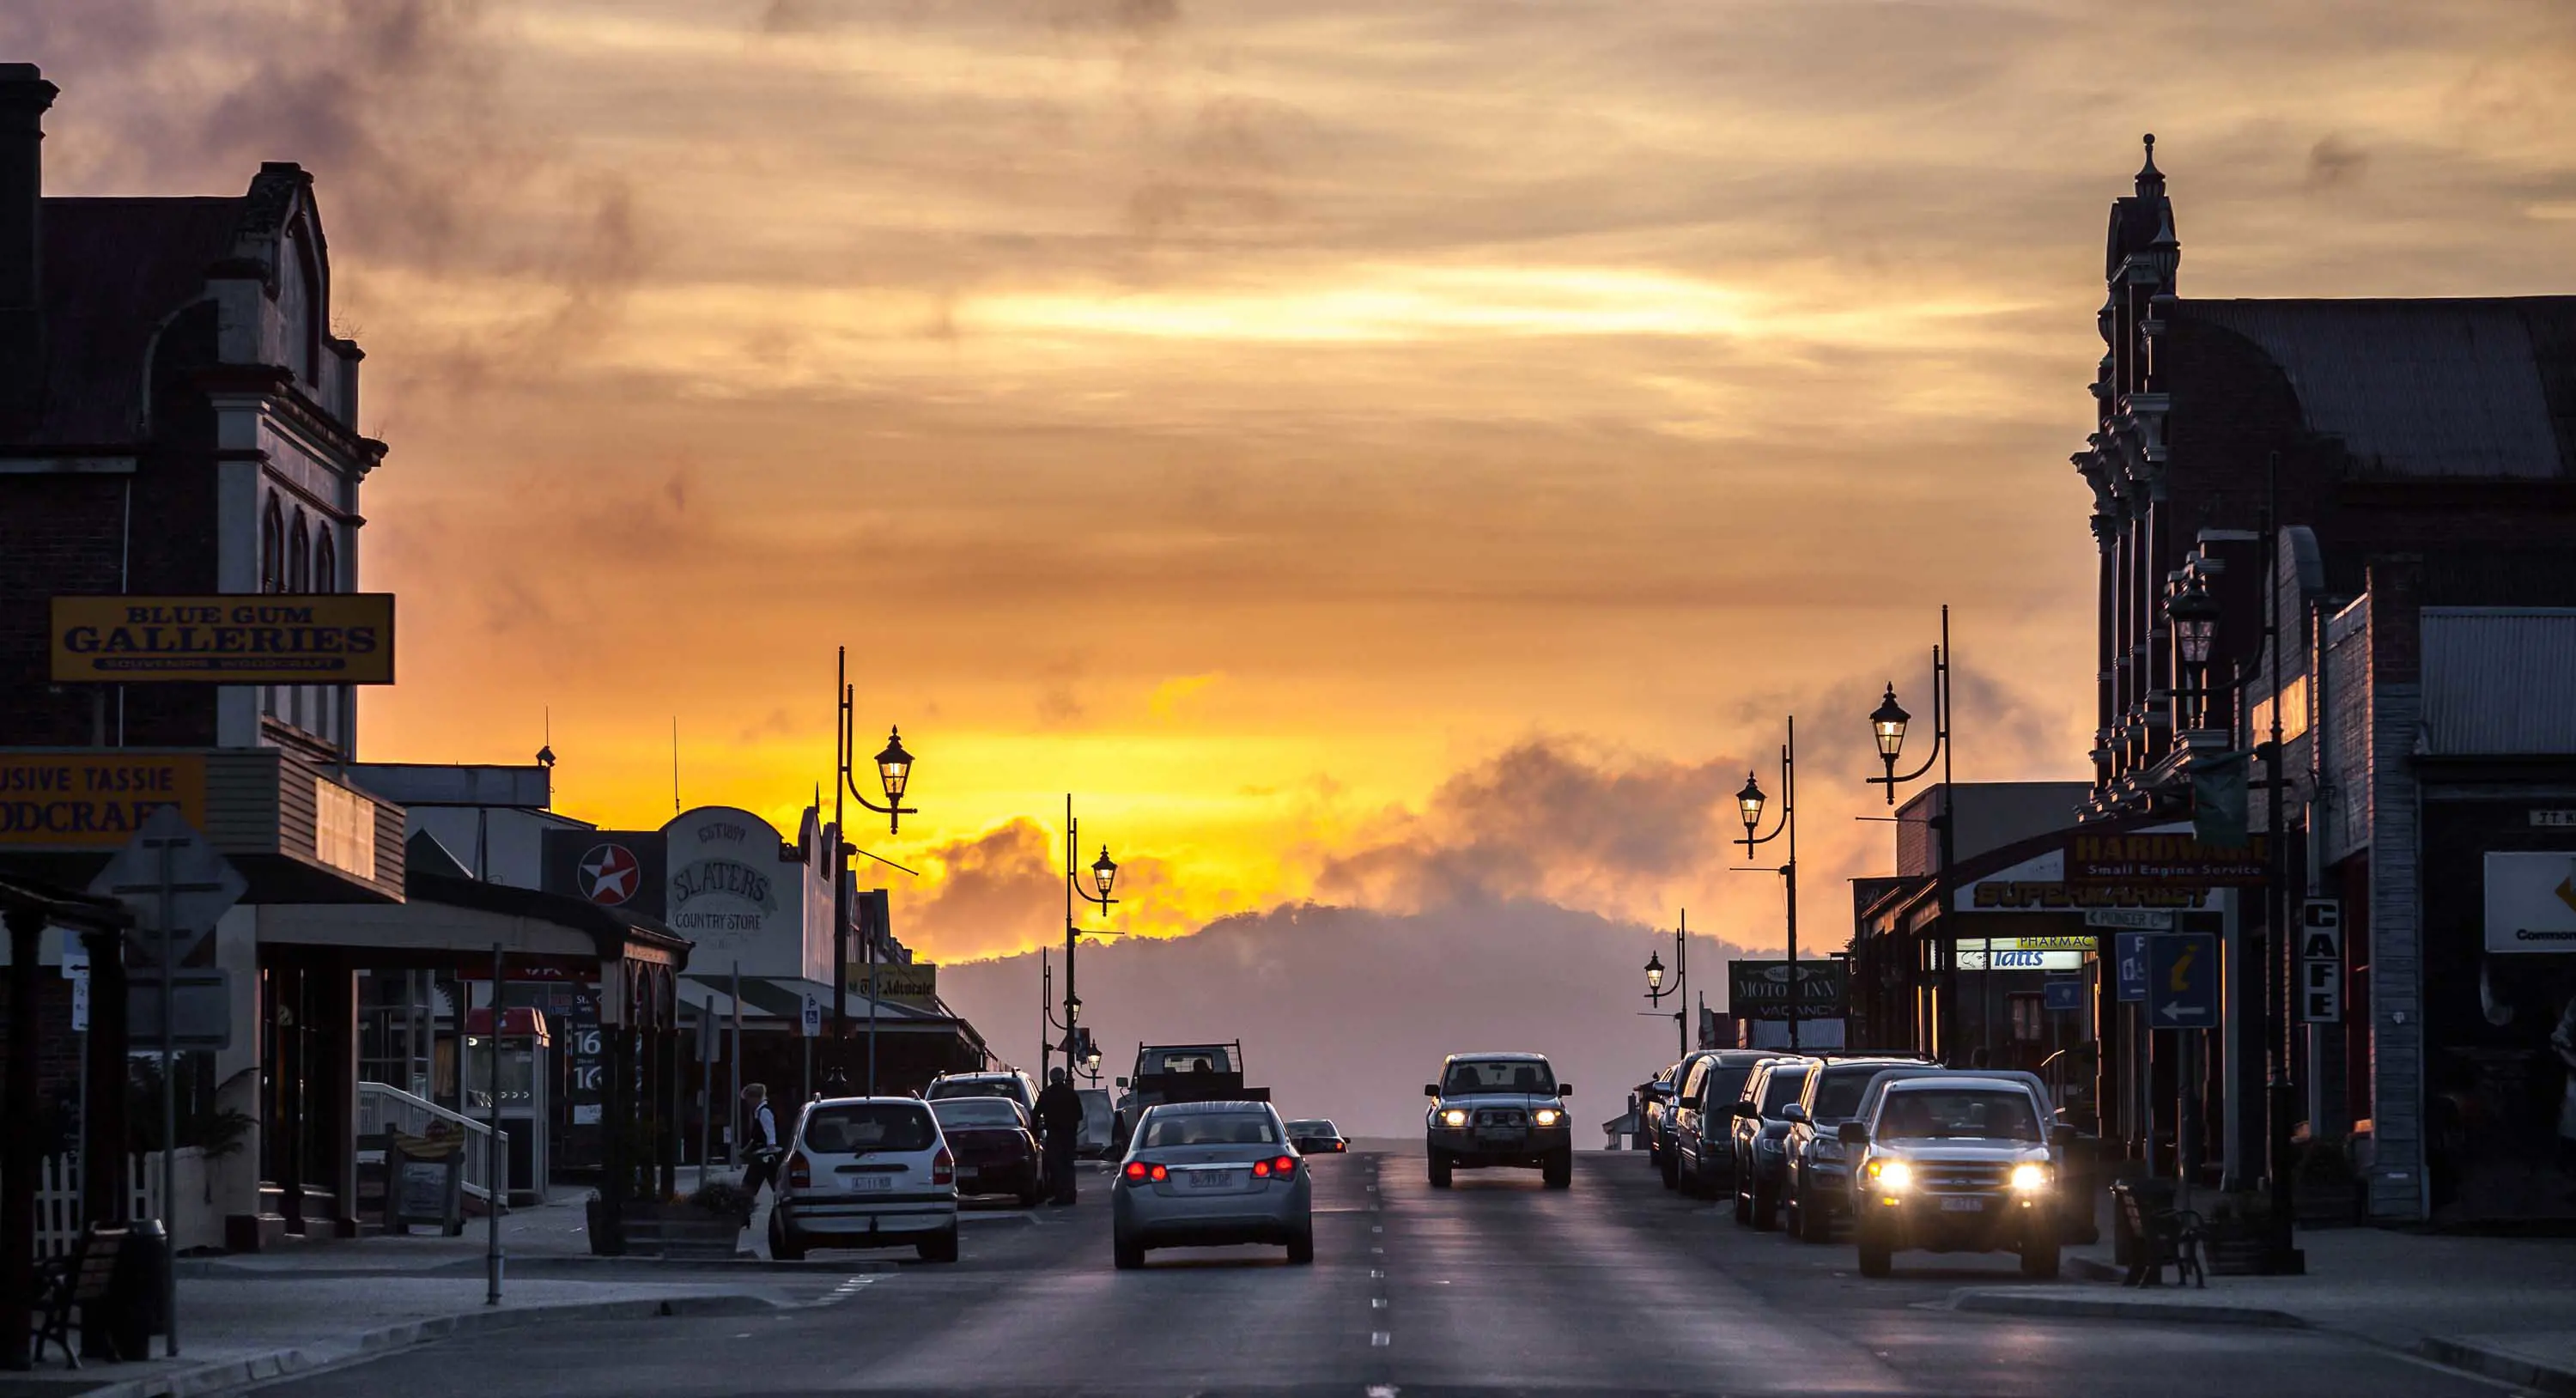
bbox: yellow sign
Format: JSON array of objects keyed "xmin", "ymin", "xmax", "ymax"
[
  {"xmin": 848, "ymin": 961, "xmax": 938, "ymax": 1005},
  {"xmin": 0, "ymin": 752, "xmax": 206, "ymax": 848},
  {"xmin": 50, "ymin": 595, "xmax": 396, "ymax": 684}
]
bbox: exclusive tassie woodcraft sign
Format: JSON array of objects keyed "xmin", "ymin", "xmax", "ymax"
[{"xmin": 51, "ymin": 595, "xmax": 396, "ymax": 684}]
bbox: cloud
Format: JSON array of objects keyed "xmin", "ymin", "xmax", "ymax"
[
  {"xmin": 1146, "ymin": 672, "xmax": 1221, "ymax": 720},
  {"xmin": 901, "ymin": 818, "xmax": 1064, "ymax": 961},
  {"xmin": 2306, "ymin": 134, "xmax": 2369, "ymax": 191}
]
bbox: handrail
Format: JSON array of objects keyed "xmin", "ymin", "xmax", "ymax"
[{"xmin": 358, "ymin": 1081, "xmax": 511, "ymax": 1204}]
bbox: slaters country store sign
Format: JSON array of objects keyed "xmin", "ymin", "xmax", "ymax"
[{"xmin": 51, "ymin": 595, "xmax": 397, "ymax": 684}]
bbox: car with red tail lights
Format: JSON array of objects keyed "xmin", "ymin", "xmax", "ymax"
[
  {"xmin": 928, "ymin": 1095, "xmax": 1044, "ymax": 1207},
  {"xmin": 1112, "ymin": 1100, "xmax": 1313, "ymax": 1269},
  {"xmin": 767, "ymin": 1096, "xmax": 960, "ymax": 1262}
]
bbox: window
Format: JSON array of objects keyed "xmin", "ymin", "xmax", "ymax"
[
  {"xmin": 288, "ymin": 510, "xmax": 310, "ymax": 592},
  {"xmin": 259, "ymin": 497, "xmax": 285, "ymax": 593},
  {"xmin": 1441, "ymin": 1059, "xmax": 1557, "ymax": 1096},
  {"xmin": 1142, "ymin": 1110, "xmax": 1279, "ymax": 1148},
  {"xmin": 930, "ymin": 1098, "xmax": 1025, "ymax": 1129},
  {"xmin": 799, "ymin": 1103, "xmax": 936, "ymax": 1155},
  {"xmin": 1876, "ymin": 1090, "xmax": 2041, "ymax": 1142},
  {"xmin": 313, "ymin": 526, "xmax": 337, "ymax": 593}
]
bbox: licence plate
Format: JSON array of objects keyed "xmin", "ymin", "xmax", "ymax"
[
  {"xmin": 848, "ymin": 1176, "xmax": 895, "ymax": 1193},
  {"xmin": 1938, "ymin": 1196, "xmax": 1984, "ymax": 1213},
  {"xmin": 1186, "ymin": 1170, "xmax": 1238, "ymax": 1190}
]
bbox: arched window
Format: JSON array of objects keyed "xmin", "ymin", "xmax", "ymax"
[
  {"xmin": 313, "ymin": 526, "xmax": 337, "ymax": 593},
  {"xmin": 259, "ymin": 497, "xmax": 286, "ymax": 593},
  {"xmin": 288, "ymin": 510, "xmax": 310, "ymax": 593}
]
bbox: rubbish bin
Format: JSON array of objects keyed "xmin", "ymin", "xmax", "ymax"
[{"xmin": 106, "ymin": 1218, "xmax": 171, "ymax": 1358}]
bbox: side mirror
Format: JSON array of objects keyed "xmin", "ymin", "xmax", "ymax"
[
  {"xmin": 1424, "ymin": 1083, "xmax": 1440, "ymax": 1098},
  {"xmin": 1558, "ymin": 1083, "xmax": 1573, "ymax": 1097},
  {"xmin": 1779, "ymin": 1103, "xmax": 1807, "ymax": 1124},
  {"xmin": 2049, "ymin": 1124, "xmax": 2079, "ymax": 1152},
  {"xmin": 1838, "ymin": 1121, "xmax": 1870, "ymax": 1147},
  {"xmin": 1732, "ymin": 1102, "xmax": 1759, "ymax": 1120}
]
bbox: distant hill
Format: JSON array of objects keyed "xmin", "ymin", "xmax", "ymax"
[{"xmin": 938, "ymin": 899, "xmax": 1758, "ymax": 1139}]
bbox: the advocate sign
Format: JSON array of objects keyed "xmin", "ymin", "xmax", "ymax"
[
  {"xmin": 0, "ymin": 751, "xmax": 206, "ymax": 847},
  {"xmin": 52, "ymin": 595, "xmax": 396, "ymax": 684}
]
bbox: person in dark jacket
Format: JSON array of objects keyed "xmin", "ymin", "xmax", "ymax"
[{"xmin": 1034, "ymin": 1068, "xmax": 1084, "ymax": 1205}]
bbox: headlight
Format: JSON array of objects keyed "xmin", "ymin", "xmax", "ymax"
[
  {"xmin": 1812, "ymin": 1139, "xmax": 1844, "ymax": 1163},
  {"xmin": 2011, "ymin": 1163, "xmax": 2049, "ymax": 1191},
  {"xmin": 1440, "ymin": 1109, "xmax": 1468, "ymax": 1128},
  {"xmin": 1867, "ymin": 1158, "xmax": 1912, "ymax": 1191},
  {"xmin": 1533, "ymin": 1108, "xmax": 1562, "ymax": 1128}
]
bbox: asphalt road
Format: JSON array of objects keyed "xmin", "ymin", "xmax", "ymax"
[{"xmin": 251, "ymin": 1152, "xmax": 2517, "ymax": 1398}]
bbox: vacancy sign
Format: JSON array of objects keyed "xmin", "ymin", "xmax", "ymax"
[{"xmin": 2486, "ymin": 853, "xmax": 2576, "ymax": 953}]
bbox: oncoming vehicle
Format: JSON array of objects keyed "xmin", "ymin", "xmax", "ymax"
[
  {"xmin": 1425, "ymin": 1052, "xmax": 1573, "ymax": 1189},
  {"xmin": 769, "ymin": 1097, "xmax": 959, "ymax": 1263},
  {"xmin": 927, "ymin": 1095, "xmax": 1042, "ymax": 1207},
  {"xmin": 1113, "ymin": 1101, "xmax": 1313, "ymax": 1268},
  {"xmin": 1841, "ymin": 1075, "xmax": 2071, "ymax": 1279},
  {"xmin": 1285, "ymin": 1119, "xmax": 1347, "ymax": 1154}
]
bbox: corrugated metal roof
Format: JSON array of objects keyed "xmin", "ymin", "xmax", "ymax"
[
  {"xmin": 2421, "ymin": 609, "xmax": 2576, "ymax": 755},
  {"xmin": 2182, "ymin": 299, "xmax": 2576, "ymax": 480}
]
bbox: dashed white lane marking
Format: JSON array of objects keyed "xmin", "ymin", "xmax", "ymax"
[
  {"xmin": 1367, "ymin": 1386, "xmax": 1400, "ymax": 1397},
  {"xmin": 1371, "ymin": 1225, "xmax": 1383, "ymax": 1233},
  {"xmin": 1370, "ymin": 1298, "xmax": 1388, "ymax": 1309},
  {"xmin": 1371, "ymin": 1331, "xmax": 1392, "ymax": 1347}
]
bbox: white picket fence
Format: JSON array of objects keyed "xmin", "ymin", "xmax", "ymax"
[{"xmin": 34, "ymin": 1152, "xmax": 192, "ymax": 1259}]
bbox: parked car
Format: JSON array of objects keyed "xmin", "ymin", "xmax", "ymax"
[
  {"xmin": 1637, "ymin": 1061, "xmax": 1684, "ymax": 1171},
  {"xmin": 1781, "ymin": 1059, "xmax": 1939, "ymax": 1242},
  {"xmin": 1670, "ymin": 1050, "xmax": 1771, "ymax": 1197},
  {"xmin": 1840, "ymin": 1074, "xmax": 2073, "ymax": 1279},
  {"xmin": 1285, "ymin": 1118, "xmax": 1348, "ymax": 1154},
  {"xmin": 1728, "ymin": 1057, "xmax": 1814, "ymax": 1229},
  {"xmin": 928, "ymin": 1095, "xmax": 1044, "ymax": 1207},
  {"xmin": 1425, "ymin": 1052, "xmax": 1574, "ymax": 1188},
  {"xmin": 924, "ymin": 1069, "xmax": 1039, "ymax": 1115},
  {"xmin": 1114, "ymin": 1100, "xmax": 1313, "ymax": 1268},
  {"xmin": 768, "ymin": 1096, "xmax": 958, "ymax": 1262}
]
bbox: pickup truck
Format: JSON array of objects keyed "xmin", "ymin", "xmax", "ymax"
[
  {"xmin": 1838, "ymin": 1073, "xmax": 2074, "ymax": 1279},
  {"xmin": 1114, "ymin": 1041, "xmax": 1267, "ymax": 1146}
]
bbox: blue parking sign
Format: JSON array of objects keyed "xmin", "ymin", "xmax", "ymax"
[
  {"xmin": 2115, "ymin": 933, "xmax": 2148, "ymax": 1003},
  {"xmin": 2146, "ymin": 933, "xmax": 2220, "ymax": 1029},
  {"xmin": 2043, "ymin": 978, "xmax": 2084, "ymax": 1013}
]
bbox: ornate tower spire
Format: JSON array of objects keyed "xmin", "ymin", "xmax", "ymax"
[{"xmin": 2135, "ymin": 133, "xmax": 2165, "ymax": 198}]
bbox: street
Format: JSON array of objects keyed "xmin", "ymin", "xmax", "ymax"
[{"xmin": 249, "ymin": 1152, "xmax": 2506, "ymax": 1398}]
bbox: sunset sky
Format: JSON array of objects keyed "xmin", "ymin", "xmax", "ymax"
[{"xmin": 15, "ymin": 0, "xmax": 2575, "ymax": 972}]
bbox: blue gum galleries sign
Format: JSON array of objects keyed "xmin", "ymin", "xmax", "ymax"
[{"xmin": 51, "ymin": 595, "xmax": 396, "ymax": 684}]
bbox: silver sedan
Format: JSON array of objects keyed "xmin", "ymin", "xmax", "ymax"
[{"xmin": 1112, "ymin": 1100, "xmax": 1314, "ymax": 1268}]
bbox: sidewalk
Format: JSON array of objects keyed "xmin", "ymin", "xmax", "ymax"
[
  {"xmin": 6, "ymin": 1173, "xmax": 817, "ymax": 1398},
  {"xmin": 1946, "ymin": 1192, "xmax": 2576, "ymax": 1394}
]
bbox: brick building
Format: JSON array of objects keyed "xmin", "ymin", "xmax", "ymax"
[{"xmin": 2072, "ymin": 137, "xmax": 2576, "ymax": 1220}]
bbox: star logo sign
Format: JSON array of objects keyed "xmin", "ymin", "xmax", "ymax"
[{"xmin": 577, "ymin": 843, "xmax": 643, "ymax": 906}]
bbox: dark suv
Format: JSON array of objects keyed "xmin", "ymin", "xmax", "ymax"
[
  {"xmin": 1728, "ymin": 1057, "xmax": 1814, "ymax": 1230},
  {"xmin": 1670, "ymin": 1050, "xmax": 1771, "ymax": 1197}
]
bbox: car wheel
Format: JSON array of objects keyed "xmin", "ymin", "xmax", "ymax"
[
  {"xmin": 768, "ymin": 1211, "xmax": 805, "ymax": 1262},
  {"xmin": 1752, "ymin": 1176, "xmax": 1780, "ymax": 1231},
  {"xmin": 2020, "ymin": 1222, "xmax": 2061, "ymax": 1279},
  {"xmin": 1544, "ymin": 1148, "xmax": 1572, "ymax": 1190},
  {"xmin": 916, "ymin": 1225, "xmax": 959, "ymax": 1264},
  {"xmin": 1660, "ymin": 1150, "xmax": 1680, "ymax": 1190},
  {"xmin": 1287, "ymin": 1227, "xmax": 1315, "ymax": 1265},
  {"xmin": 1114, "ymin": 1230, "xmax": 1145, "ymax": 1270},
  {"xmin": 1793, "ymin": 1176, "xmax": 1827, "ymax": 1243},
  {"xmin": 1856, "ymin": 1223, "xmax": 1893, "ymax": 1279},
  {"xmin": 1732, "ymin": 1180, "xmax": 1753, "ymax": 1225},
  {"xmin": 1429, "ymin": 1147, "xmax": 1454, "ymax": 1189}
]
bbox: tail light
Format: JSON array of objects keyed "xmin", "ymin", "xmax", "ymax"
[
  {"xmin": 1124, "ymin": 1160, "xmax": 1148, "ymax": 1182},
  {"xmin": 786, "ymin": 1153, "xmax": 811, "ymax": 1189},
  {"xmin": 1254, "ymin": 1155, "xmax": 1297, "ymax": 1178},
  {"xmin": 931, "ymin": 1147, "xmax": 954, "ymax": 1186},
  {"xmin": 1121, "ymin": 1161, "xmax": 1169, "ymax": 1184}
]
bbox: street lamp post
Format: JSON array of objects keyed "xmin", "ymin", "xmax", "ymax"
[
  {"xmin": 1053, "ymin": 794, "xmax": 1118, "ymax": 1079},
  {"xmin": 832, "ymin": 647, "xmax": 917, "ymax": 1089},
  {"xmin": 1736, "ymin": 718, "xmax": 1799, "ymax": 1048},
  {"xmin": 1642, "ymin": 913, "xmax": 1690, "ymax": 1058},
  {"xmin": 1868, "ymin": 605, "xmax": 1957, "ymax": 1063}
]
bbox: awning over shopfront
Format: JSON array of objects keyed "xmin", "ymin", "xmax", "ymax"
[{"xmin": 677, "ymin": 973, "xmax": 969, "ymax": 1036}]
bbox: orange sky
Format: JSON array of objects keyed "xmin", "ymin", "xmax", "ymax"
[{"xmin": 16, "ymin": 0, "xmax": 2576, "ymax": 964}]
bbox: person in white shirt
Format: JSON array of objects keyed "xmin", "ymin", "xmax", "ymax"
[{"xmin": 740, "ymin": 1083, "xmax": 781, "ymax": 1204}]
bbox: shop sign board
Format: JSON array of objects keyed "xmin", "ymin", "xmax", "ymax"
[
  {"xmin": 0, "ymin": 751, "xmax": 206, "ymax": 848},
  {"xmin": 540, "ymin": 829, "xmax": 668, "ymax": 919},
  {"xmin": 1956, "ymin": 845, "xmax": 2215, "ymax": 911},
  {"xmin": 1959, "ymin": 949, "xmax": 2086, "ymax": 971},
  {"xmin": 1726, "ymin": 959, "xmax": 1848, "ymax": 1019},
  {"xmin": 2068, "ymin": 832, "xmax": 2271, "ymax": 887},
  {"xmin": 2300, "ymin": 899, "xmax": 2343, "ymax": 1023},
  {"xmin": 2086, "ymin": 908, "xmax": 2175, "ymax": 930},
  {"xmin": 848, "ymin": 960, "xmax": 939, "ymax": 1005},
  {"xmin": 51, "ymin": 594, "xmax": 397, "ymax": 684},
  {"xmin": 2484, "ymin": 853, "xmax": 2576, "ymax": 953},
  {"xmin": 2114, "ymin": 932, "xmax": 2148, "ymax": 1003}
]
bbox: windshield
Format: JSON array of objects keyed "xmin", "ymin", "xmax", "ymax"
[
  {"xmin": 931, "ymin": 1098, "xmax": 1024, "ymax": 1129},
  {"xmin": 1443, "ymin": 1060, "xmax": 1557, "ymax": 1096},
  {"xmin": 800, "ymin": 1103, "xmax": 937, "ymax": 1154},
  {"xmin": 1139, "ymin": 1048, "xmax": 1236, "ymax": 1074},
  {"xmin": 1878, "ymin": 1089, "xmax": 2042, "ymax": 1142},
  {"xmin": 1142, "ymin": 1110, "xmax": 1279, "ymax": 1147},
  {"xmin": 1809, "ymin": 1067, "xmax": 1886, "ymax": 1122},
  {"xmin": 1759, "ymin": 1066, "xmax": 1811, "ymax": 1113},
  {"xmin": 1285, "ymin": 1119, "xmax": 1332, "ymax": 1134},
  {"xmin": 926, "ymin": 1078, "xmax": 1022, "ymax": 1102}
]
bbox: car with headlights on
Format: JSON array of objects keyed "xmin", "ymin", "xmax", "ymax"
[
  {"xmin": 768, "ymin": 1096, "xmax": 958, "ymax": 1262},
  {"xmin": 1285, "ymin": 1118, "xmax": 1348, "ymax": 1154},
  {"xmin": 1780, "ymin": 1059, "xmax": 1938, "ymax": 1242},
  {"xmin": 1425, "ymin": 1053, "xmax": 1574, "ymax": 1188},
  {"xmin": 927, "ymin": 1095, "xmax": 1043, "ymax": 1207},
  {"xmin": 1839, "ymin": 1075, "xmax": 2071, "ymax": 1279},
  {"xmin": 1114, "ymin": 1101, "xmax": 1312, "ymax": 1268},
  {"xmin": 1728, "ymin": 1057, "xmax": 1814, "ymax": 1229},
  {"xmin": 1670, "ymin": 1050, "xmax": 1769, "ymax": 1197}
]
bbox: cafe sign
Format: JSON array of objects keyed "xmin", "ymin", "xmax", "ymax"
[
  {"xmin": 0, "ymin": 751, "xmax": 205, "ymax": 848},
  {"xmin": 51, "ymin": 594, "xmax": 397, "ymax": 684}
]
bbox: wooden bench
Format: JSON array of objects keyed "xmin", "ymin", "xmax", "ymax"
[
  {"xmin": 2115, "ymin": 1184, "xmax": 2205, "ymax": 1289},
  {"xmin": 32, "ymin": 1225, "xmax": 127, "ymax": 1368}
]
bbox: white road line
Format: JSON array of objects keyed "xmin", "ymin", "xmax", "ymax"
[
  {"xmin": 1370, "ymin": 1298, "xmax": 1388, "ymax": 1309},
  {"xmin": 1370, "ymin": 1331, "xmax": 1392, "ymax": 1347}
]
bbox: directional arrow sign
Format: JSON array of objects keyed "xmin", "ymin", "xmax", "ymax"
[
  {"xmin": 2146, "ymin": 933, "xmax": 2219, "ymax": 1029},
  {"xmin": 88, "ymin": 805, "xmax": 246, "ymax": 964}
]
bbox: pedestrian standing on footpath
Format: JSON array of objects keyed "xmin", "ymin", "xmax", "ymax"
[
  {"xmin": 1035, "ymin": 1067, "xmax": 1084, "ymax": 1206},
  {"xmin": 740, "ymin": 1083, "xmax": 783, "ymax": 1208}
]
